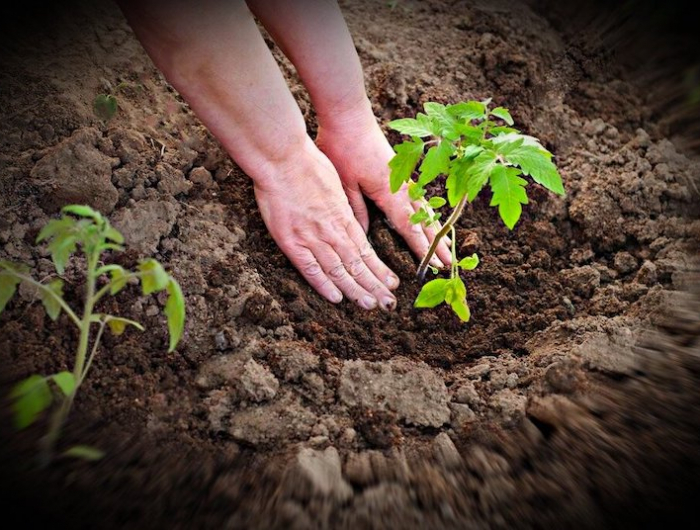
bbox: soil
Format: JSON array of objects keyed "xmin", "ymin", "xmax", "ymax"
[{"xmin": 1, "ymin": 0, "xmax": 699, "ymax": 528}]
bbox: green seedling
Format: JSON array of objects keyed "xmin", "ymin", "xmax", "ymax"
[
  {"xmin": 93, "ymin": 93, "xmax": 118, "ymax": 121},
  {"xmin": 0, "ymin": 205, "xmax": 185, "ymax": 465},
  {"xmin": 388, "ymin": 99, "xmax": 565, "ymax": 321}
]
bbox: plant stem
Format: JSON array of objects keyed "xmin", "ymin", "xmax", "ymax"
[
  {"xmin": 40, "ymin": 249, "xmax": 99, "ymax": 464},
  {"xmin": 450, "ymin": 226, "xmax": 457, "ymax": 278},
  {"xmin": 417, "ymin": 195, "xmax": 467, "ymax": 281}
]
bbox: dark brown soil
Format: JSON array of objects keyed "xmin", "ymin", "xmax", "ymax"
[{"xmin": 1, "ymin": 0, "xmax": 699, "ymax": 528}]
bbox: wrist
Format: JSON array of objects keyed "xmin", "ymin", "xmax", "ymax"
[{"xmin": 315, "ymin": 94, "xmax": 378, "ymax": 134}]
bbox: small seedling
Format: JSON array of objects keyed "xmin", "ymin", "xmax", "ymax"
[
  {"xmin": 388, "ymin": 99, "xmax": 564, "ymax": 321},
  {"xmin": 0, "ymin": 205, "xmax": 185, "ymax": 465},
  {"xmin": 93, "ymin": 93, "xmax": 118, "ymax": 121}
]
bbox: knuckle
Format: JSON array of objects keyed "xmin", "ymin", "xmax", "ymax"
[
  {"xmin": 347, "ymin": 258, "xmax": 365, "ymax": 278},
  {"xmin": 302, "ymin": 260, "xmax": 323, "ymax": 277},
  {"xmin": 328, "ymin": 262, "xmax": 346, "ymax": 280}
]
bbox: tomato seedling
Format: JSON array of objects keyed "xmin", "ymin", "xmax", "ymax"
[
  {"xmin": 0, "ymin": 205, "xmax": 185, "ymax": 465},
  {"xmin": 388, "ymin": 99, "xmax": 565, "ymax": 321}
]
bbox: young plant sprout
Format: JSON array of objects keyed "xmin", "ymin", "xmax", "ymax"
[
  {"xmin": 388, "ymin": 99, "xmax": 565, "ymax": 321},
  {"xmin": 0, "ymin": 205, "xmax": 185, "ymax": 465}
]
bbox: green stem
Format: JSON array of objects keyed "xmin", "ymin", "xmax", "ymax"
[
  {"xmin": 40, "ymin": 249, "xmax": 99, "ymax": 464},
  {"xmin": 417, "ymin": 195, "xmax": 468, "ymax": 281},
  {"xmin": 450, "ymin": 226, "xmax": 457, "ymax": 279}
]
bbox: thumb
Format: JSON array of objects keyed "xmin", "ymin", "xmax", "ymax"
[{"xmin": 344, "ymin": 184, "xmax": 370, "ymax": 233}]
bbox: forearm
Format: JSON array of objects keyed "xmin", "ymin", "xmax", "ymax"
[
  {"xmin": 245, "ymin": 0, "xmax": 374, "ymax": 130},
  {"xmin": 116, "ymin": 0, "xmax": 310, "ymax": 189}
]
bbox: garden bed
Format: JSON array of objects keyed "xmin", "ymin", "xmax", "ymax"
[{"xmin": 1, "ymin": 0, "xmax": 699, "ymax": 528}]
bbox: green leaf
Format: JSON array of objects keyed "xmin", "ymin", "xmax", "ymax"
[
  {"xmin": 138, "ymin": 259, "xmax": 169, "ymax": 295},
  {"xmin": 36, "ymin": 217, "xmax": 75, "ymax": 244},
  {"xmin": 489, "ymin": 165, "xmax": 529, "ymax": 229},
  {"xmin": 388, "ymin": 115, "xmax": 436, "ymax": 137},
  {"xmin": 109, "ymin": 266, "xmax": 129, "ymax": 295},
  {"xmin": 507, "ymin": 147, "xmax": 565, "ymax": 195},
  {"xmin": 409, "ymin": 209, "xmax": 429, "ymax": 225},
  {"xmin": 489, "ymin": 126, "xmax": 519, "ymax": 135},
  {"xmin": 423, "ymin": 102, "xmax": 458, "ymax": 136},
  {"xmin": 51, "ymin": 371, "xmax": 76, "ymax": 397},
  {"xmin": 40, "ymin": 279, "xmax": 64, "ymax": 321},
  {"xmin": 389, "ymin": 138, "xmax": 424, "ymax": 193},
  {"xmin": 0, "ymin": 271, "xmax": 21, "ymax": 313},
  {"xmin": 93, "ymin": 94, "xmax": 118, "ymax": 121},
  {"xmin": 446, "ymin": 158, "xmax": 472, "ymax": 207},
  {"xmin": 164, "ymin": 278, "xmax": 185, "ymax": 353},
  {"xmin": 445, "ymin": 277, "xmax": 470, "ymax": 322},
  {"xmin": 450, "ymin": 296, "xmax": 471, "ymax": 322},
  {"xmin": 10, "ymin": 375, "xmax": 52, "ymax": 430},
  {"xmin": 458, "ymin": 254, "xmax": 480, "ymax": 270},
  {"xmin": 466, "ymin": 150, "xmax": 498, "ymax": 202},
  {"xmin": 0, "ymin": 260, "xmax": 30, "ymax": 274},
  {"xmin": 62, "ymin": 445, "xmax": 104, "ymax": 461},
  {"xmin": 418, "ymin": 140, "xmax": 453, "ymax": 185},
  {"xmin": 490, "ymin": 107, "xmax": 514, "ymax": 125},
  {"xmin": 407, "ymin": 182, "xmax": 426, "ymax": 201},
  {"xmin": 47, "ymin": 231, "xmax": 78, "ymax": 275},
  {"xmin": 414, "ymin": 278, "xmax": 450, "ymax": 308},
  {"xmin": 462, "ymin": 144, "xmax": 485, "ymax": 161},
  {"xmin": 106, "ymin": 316, "xmax": 144, "ymax": 336},
  {"xmin": 62, "ymin": 204, "xmax": 103, "ymax": 222},
  {"xmin": 427, "ymin": 196, "xmax": 447, "ymax": 209},
  {"xmin": 446, "ymin": 101, "xmax": 487, "ymax": 122},
  {"xmin": 105, "ymin": 226, "xmax": 124, "ymax": 244}
]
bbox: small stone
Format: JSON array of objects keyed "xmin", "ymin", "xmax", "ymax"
[
  {"xmin": 450, "ymin": 403, "xmax": 477, "ymax": 427},
  {"xmin": 214, "ymin": 330, "xmax": 229, "ymax": 351},
  {"xmin": 613, "ymin": 251, "xmax": 638, "ymax": 275},
  {"xmin": 466, "ymin": 363, "xmax": 491, "ymax": 379},
  {"xmin": 460, "ymin": 231, "xmax": 481, "ymax": 254},
  {"xmin": 635, "ymin": 260, "xmax": 658, "ymax": 285},
  {"xmin": 433, "ymin": 432, "xmax": 462, "ymax": 469},
  {"xmin": 287, "ymin": 447, "xmax": 353, "ymax": 502},
  {"xmin": 561, "ymin": 266, "xmax": 601, "ymax": 298},
  {"xmin": 562, "ymin": 297, "xmax": 576, "ymax": 316},
  {"xmin": 452, "ymin": 380, "xmax": 481, "ymax": 406},
  {"xmin": 340, "ymin": 428, "xmax": 357, "ymax": 446},
  {"xmin": 505, "ymin": 373, "xmax": 518, "ymax": 389},
  {"xmin": 188, "ymin": 166, "xmax": 216, "ymax": 189}
]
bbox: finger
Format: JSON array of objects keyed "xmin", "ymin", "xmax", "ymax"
[
  {"xmin": 346, "ymin": 222, "xmax": 400, "ymax": 291},
  {"xmin": 337, "ymin": 227, "xmax": 398, "ymax": 311},
  {"xmin": 344, "ymin": 183, "xmax": 370, "ymax": 233},
  {"xmin": 313, "ymin": 242, "xmax": 379, "ymax": 310},
  {"xmin": 285, "ymin": 246, "xmax": 343, "ymax": 304},
  {"xmin": 392, "ymin": 200, "xmax": 445, "ymax": 268}
]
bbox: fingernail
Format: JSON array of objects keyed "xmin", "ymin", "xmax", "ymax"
[
  {"xmin": 386, "ymin": 274, "xmax": 399, "ymax": 289},
  {"xmin": 361, "ymin": 295, "xmax": 377, "ymax": 310},
  {"xmin": 381, "ymin": 297, "xmax": 397, "ymax": 311},
  {"xmin": 330, "ymin": 291, "xmax": 343, "ymax": 303}
]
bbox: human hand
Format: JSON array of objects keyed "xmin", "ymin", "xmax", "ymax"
[
  {"xmin": 253, "ymin": 138, "xmax": 400, "ymax": 310},
  {"xmin": 316, "ymin": 107, "xmax": 453, "ymax": 269}
]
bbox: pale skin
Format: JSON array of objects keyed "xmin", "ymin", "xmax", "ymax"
[{"xmin": 117, "ymin": 0, "xmax": 452, "ymax": 311}]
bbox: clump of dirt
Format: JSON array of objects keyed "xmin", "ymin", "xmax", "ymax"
[{"xmin": 1, "ymin": 0, "xmax": 699, "ymax": 528}]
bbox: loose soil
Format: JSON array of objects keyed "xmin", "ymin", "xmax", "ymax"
[{"xmin": 1, "ymin": 0, "xmax": 699, "ymax": 528}]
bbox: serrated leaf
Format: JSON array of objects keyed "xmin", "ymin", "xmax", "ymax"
[
  {"xmin": 10, "ymin": 375, "xmax": 52, "ymax": 430},
  {"xmin": 106, "ymin": 316, "xmax": 144, "ymax": 336},
  {"xmin": 414, "ymin": 278, "xmax": 450, "ymax": 308},
  {"xmin": 93, "ymin": 94, "xmax": 118, "ymax": 121},
  {"xmin": 446, "ymin": 157, "xmax": 472, "ymax": 207},
  {"xmin": 409, "ymin": 209, "xmax": 429, "ymax": 225},
  {"xmin": 462, "ymin": 144, "xmax": 485, "ymax": 161},
  {"xmin": 105, "ymin": 226, "xmax": 124, "ymax": 244},
  {"xmin": 62, "ymin": 204, "xmax": 103, "ymax": 222},
  {"xmin": 489, "ymin": 165, "xmax": 529, "ymax": 229},
  {"xmin": 427, "ymin": 196, "xmax": 447, "ymax": 209},
  {"xmin": 138, "ymin": 259, "xmax": 169, "ymax": 295},
  {"xmin": 458, "ymin": 254, "xmax": 480, "ymax": 270},
  {"xmin": 418, "ymin": 140, "xmax": 453, "ymax": 185},
  {"xmin": 164, "ymin": 278, "xmax": 185, "ymax": 353},
  {"xmin": 0, "ymin": 271, "xmax": 21, "ymax": 313},
  {"xmin": 446, "ymin": 101, "xmax": 486, "ymax": 122},
  {"xmin": 47, "ymin": 232, "xmax": 78, "ymax": 275},
  {"xmin": 445, "ymin": 277, "xmax": 470, "ymax": 322},
  {"xmin": 109, "ymin": 266, "xmax": 128, "ymax": 295},
  {"xmin": 408, "ymin": 182, "xmax": 426, "ymax": 201},
  {"xmin": 423, "ymin": 102, "xmax": 458, "ymax": 136},
  {"xmin": 40, "ymin": 279, "xmax": 64, "ymax": 321},
  {"xmin": 501, "ymin": 143, "xmax": 565, "ymax": 195},
  {"xmin": 51, "ymin": 371, "xmax": 76, "ymax": 397},
  {"xmin": 389, "ymin": 138, "xmax": 424, "ymax": 193},
  {"xmin": 490, "ymin": 107, "xmax": 514, "ymax": 125},
  {"xmin": 466, "ymin": 151, "xmax": 498, "ymax": 202},
  {"xmin": 388, "ymin": 114, "xmax": 436, "ymax": 137},
  {"xmin": 36, "ymin": 217, "xmax": 76, "ymax": 244},
  {"xmin": 63, "ymin": 445, "xmax": 104, "ymax": 461},
  {"xmin": 489, "ymin": 126, "xmax": 519, "ymax": 135}
]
